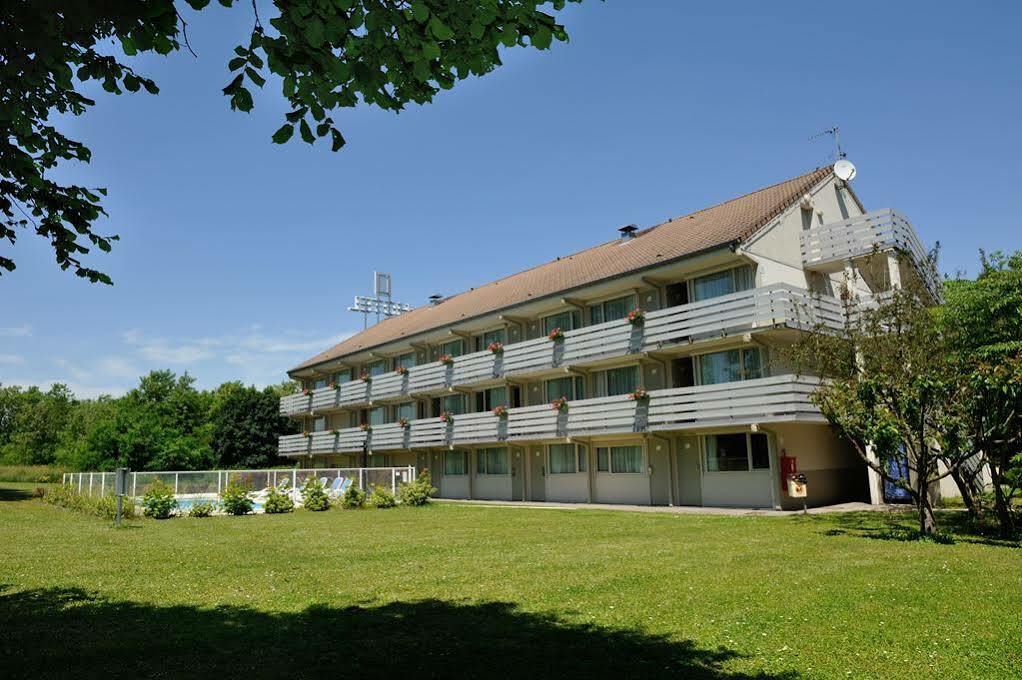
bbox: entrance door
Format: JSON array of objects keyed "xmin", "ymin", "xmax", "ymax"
[
  {"xmin": 677, "ymin": 436, "xmax": 702, "ymax": 505},
  {"xmin": 528, "ymin": 446, "xmax": 546, "ymax": 501},
  {"xmin": 511, "ymin": 447, "xmax": 525, "ymax": 500}
]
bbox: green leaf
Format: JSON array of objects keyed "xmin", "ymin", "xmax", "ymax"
[
  {"xmin": 304, "ymin": 18, "xmax": 325, "ymax": 47},
  {"xmin": 228, "ymin": 57, "xmax": 246, "ymax": 71},
  {"xmin": 121, "ymin": 36, "xmax": 137, "ymax": 56},
  {"xmin": 411, "ymin": 3, "xmax": 429, "ymax": 22},
  {"xmin": 428, "ymin": 17, "xmax": 454, "ymax": 41},
  {"xmin": 299, "ymin": 119, "xmax": 314, "ymax": 144},
  {"xmin": 330, "ymin": 128, "xmax": 346, "ymax": 151},
  {"xmin": 245, "ymin": 67, "xmax": 266, "ymax": 88},
  {"xmin": 222, "ymin": 74, "xmax": 244, "ymax": 95},
  {"xmin": 232, "ymin": 87, "xmax": 254, "ymax": 112},
  {"xmin": 141, "ymin": 79, "xmax": 159, "ymax": 95},
  {"xmin": 272, "ymin": 123, "xmax": 295, "ymax": 144},
  {"xmin": 532, "ymin": 27, "xmax": 552, "ymax": 50}
]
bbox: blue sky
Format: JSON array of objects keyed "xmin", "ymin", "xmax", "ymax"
[{"xmin": 2, "ymin": 1, "xmax": 1020, "ymax": 397}]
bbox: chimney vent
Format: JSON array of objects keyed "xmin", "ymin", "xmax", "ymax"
[
  {"xmin": 618, "ymin": 224, "xmax": 638, "ymax": 239},
  {"xmin": 428, "ymin": 294, "xmax": 444, "ymax": 306}
]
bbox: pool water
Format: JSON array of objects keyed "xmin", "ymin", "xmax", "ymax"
[{"xmin": 175, "ymin": 496, "xmax": 264, "ymax": 512}]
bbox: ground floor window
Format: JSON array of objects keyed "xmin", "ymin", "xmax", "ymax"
[
  {"xmin": 444, "ymin": 450, "xmax": 468, "ymax": 475},
  {"xmin": 596, "ymin": 445, "xmax": 643, "ymax": 473},
  {"xmin": 548, "ymin": 444, "xmax": 589, "ymax": 474},
  {"xmin": 704, "ymin": 433, "xmax": 770, "ymax": 472},
  {"xmin": 477, "ymin": 447, "xmax": 509, "ymax": 475}
]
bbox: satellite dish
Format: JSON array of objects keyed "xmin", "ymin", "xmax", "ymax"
[{"xmin": 833, "ymin": 159, "xmax": 857, "ymax": 182}]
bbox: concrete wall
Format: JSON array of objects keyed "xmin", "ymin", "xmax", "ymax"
[
  {"xmin": 769, "ymin": 423, "xmax": 868, "ymax": 510},
  {"xmin": 473, "ymin": 472, "xmax": 513, "ymax": 500},
  {"xmin": 545, "ymin": 472, "xmax": 588, "ymax": 502},
  {"xmin": 702, "ymin": 469, "xmax": 774, "ymax": 508},
  {"xmin": 593, "ymin": 473, "xmax": 650, "ymax": 504}
]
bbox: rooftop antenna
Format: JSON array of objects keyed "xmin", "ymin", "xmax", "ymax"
[
  {"xmin": 809, "ymin": 126, "xmax": 846, "ymax": 161},
  {"xmin": 347, "ymin": 271, "xmax": 413, "ymax": 329}
]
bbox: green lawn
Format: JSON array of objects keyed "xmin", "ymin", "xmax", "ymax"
[{"xmin": 1, "ymin": 483, "xmax": 1019, "ymax": 679}]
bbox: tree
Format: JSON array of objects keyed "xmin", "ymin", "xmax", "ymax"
[
  {"xmin": 210, "ymin": 381, "xmax": 297, "ymax": 468},
  {"xmin": 0, "ymin": 383, "xmax": 76, "ymax": 465},
  {"xmin": 2, "ymin": 1, "xmax": 581, "ymax": 282},
  {"xmin": 787, "ymin": 277, "xmax": 975, "ymax": 536},
  {"xmin": 939, "ymin": 251, "xmax": 1022, "ymax": 537}
]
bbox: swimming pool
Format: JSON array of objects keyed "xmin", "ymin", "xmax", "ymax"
[{"xmin": 175, "ymin": 496, "xmax": 265, "ymax": 513}]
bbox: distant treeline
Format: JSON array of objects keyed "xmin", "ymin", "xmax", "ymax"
[{"xmin": 0, "ymin": 371, "xmax": 299, "ymax": 471}]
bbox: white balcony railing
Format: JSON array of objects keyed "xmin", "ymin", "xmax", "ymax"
[
  {"xmin": 800, "ymin": 209, "xmax": 942, "ymax": 301},
  {"xmin": 278, "ymin": 374, "xmax": 825, "ymax": 456},
  {"xmin": 280, "ymin": 285, "xmax": 844, "ymax": 416}
]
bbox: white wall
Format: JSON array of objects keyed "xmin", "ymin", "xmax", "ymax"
[
  {"xmin": 593, "ymin": 473, "xmax": 650, "ymax": 504},
  {"xmin": 439, "ymin": 474, "xmax": 470, "ymax": 499},
  {"xmin": 473, "ymin": 473, "xmax": 512, "ymax": 500},
  {"xmin": 546, "ymin": 473, "xmax": 588, "ymax": 502},
  {"xmin": 701, "ymin": 470, "xmax": 774, "ymax": 507}
]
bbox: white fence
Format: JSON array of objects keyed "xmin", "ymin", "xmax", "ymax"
[{"xmin": 62, "ymin": 466, "xmax": 416, "ymax": 498}]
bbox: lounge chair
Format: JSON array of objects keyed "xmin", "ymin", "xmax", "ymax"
[{"xmin": 328, "ymin": 477, "xmax": 345, "ymax": 496}]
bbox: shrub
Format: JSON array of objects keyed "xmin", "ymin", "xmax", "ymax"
[
  {"xmin": 188, "ymin": 500, "xmax": 215, "ymax": 518},
  {"xmin": 141, "ymin": 480, "xmax": 178, "ymax": 519},
  {"xmin": 220, "ymin": 481, "xmax": 254, "ymax": 516},
  {"xmin": 368, "ymin": 484, "xmax": 396, "ymax": 509},
  {"xmin": 32, "ymin": 487, "xmax": 47, "ymax": 499},
  {"xmin": 264, "ymin": 487, "xmax": 295, "ymax": 514},
  {"xmin": 302, "ymin": 477, "xmax": 330, "ymax": 511},
  {"xmin": 340, "ymin": 483, "xmax": 366, "ymax": 509},
  {"xmin": 43, "ymin": 484, "xmax": 137, "ymax": 520},
  {"xmin": 398, "ymin": 471, "xmax": 437, "ymax": 507}
]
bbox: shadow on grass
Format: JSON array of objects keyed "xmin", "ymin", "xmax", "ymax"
[
  {"xmin": 0, "ymin": 586, "xmax": 798, "ymax": 680},
  {"xmin": 811, "ymin": 511, "xmax": 1019, "ymax": 548},
  {"xmin": 0, "ymin": 486, "xmax": 35, "ymax": 502}
]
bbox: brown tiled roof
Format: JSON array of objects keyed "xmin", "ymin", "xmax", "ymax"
[{"xmin": 291, "ymin": 166, "xmax": 834, "ymax": 372}]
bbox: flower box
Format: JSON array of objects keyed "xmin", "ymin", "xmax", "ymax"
[
  {"xmin": 438, "ymin": 354, "xmax": 455, "ymax": 366},
  {"xmin": 547, "ymin": 327, "xmax": 565, "ymax": 341},
  {"xmin": 491, "ymin": 404, "xmax": 509, "ymax": 419},
  {"xmin": 398, "ymin": 417, "xmax": 410, "ymax": 429},
  {"xmin": 550, "ymin": 396, "xmax": 569, "ymax": 413},
  {"xmin": 627, "ymin": 309, "xmax": 646, "ymax": 327},
  {"xmin": 439, "ymin": 411, "xmax": 455, "ymax": 425},
  {"xmin": 301, "ymin": 387, "xmax": 310, "ymax": 396},
  {"xmin": 360, "ymin": 423, "xmax": 372, "ymax": 433},
  {"xmin": 628, "ymin": 387, "xmax": 650, "ymax": 401},
  {"xmin": 488, "ymin": 341, "xmax": 504, "ymax": 356},
  {"xmin": 395, "ymin": 365, "xmax": 409, "ymax": 376},
  {"xmin": 359, "ymin": 372, "xmax": 372, "ymax": 383}
]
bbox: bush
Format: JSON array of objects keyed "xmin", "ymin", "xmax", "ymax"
[
  {"xmin": 32, "ymin": 487, "xmax": 47, "ymax": 499},
  {"xmin": 301, "ymin": 477, "xmax": 330, "ymax": 511},
  {"xmin": 340, "ymin": 483, "xmax": 366, "ymax": 510},
  {"xmin": 368, "ymin": 484, "xmax": 396, "ymax": 509},
  {"xmin": 264, "ymin": 487, "xmax": 295, "ymax": 514},
  {"xmin": 188, "ymin": 500, "xmax": 215, "ymax": 518},
  {"xmin": 220, "ymin": 481, "xmax": 254, "ymax": 516},
  {"xmin": 398, "ymin": 471, "xmax": 437, "ymax": 507},
  {"xmin": 141, "ymin": 480, "xmax": 178, "ymax": 519},
  {"xmin": 43, "ymin": 484, "xmax": 137, "ymax": 520}
]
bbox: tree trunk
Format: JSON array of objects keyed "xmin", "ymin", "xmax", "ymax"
[
  {"xmin": 949, "ymin": 466, "xmax": 980, "ymax": 519},
  {"xmin": 990, "ymin": 460, "xmax": 1015, "ymax": 538},
  {"xmin": 917, "ymin": 465, "xmax": 937, "ymax": 535}
]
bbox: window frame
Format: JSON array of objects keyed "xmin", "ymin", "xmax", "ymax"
[
  {"xmin": 394, "ymin": 402, "xmax": 416, "ymax": 422},
  {"xmin": 444, "ymin": 450, "xmax": 469, "ymax": 476},
  {"xmin": 544, "ymin": 375, "xmax": 584, "ymax": 403},
  {"xmin": 547, "ymin": 443, "xmax": 585, "ymax": 475},
  {"xmin": 703, "ymin": 432, "xmax": 771, "ymax": 473},
  {"xmin": 476, "ymin": 447, "xmax": 510, "ymax": 476},
  {"xmin": 477, "ymin": 327, "xmax": 507, "ymax": 352},
  {"xmin": 593, "ymin": 364, "xmax": 641, "ymax": 397},
  {"xmin": 366, "ymin": 359, "xmax": 388, "ymax": 377},
  {"xmin": 439, "ymin": 339, "xmax": 465, "ymax": 358},
  {"xmin": 595, "ymin": 444, "xmax": 645, "ymax": 474},
  {"xmin": 394, "ymin": 352, "xmax": 416, "ymax": 371},
  {"xmin": 695, "ymin": 347, "xmax": 765, "ymax": 386},
  {"xmin": 689, "ymin": 264, "xmax": 755, "ymax": 303},
  {"xmin": 588, "ymin": 293, "xmax": 636, "ymax": 325},
  {"xmin": 541, "ymin": 309, "xmax": 582, "ymax": 336}
]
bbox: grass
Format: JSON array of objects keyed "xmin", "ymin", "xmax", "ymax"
[
  {"xmin": 1, "ymin": 483, "xmax": 1019, "ymax": 679},
  {"xmin": 0, "ymin": 464, "xmax": 65, "ymax": 483}
]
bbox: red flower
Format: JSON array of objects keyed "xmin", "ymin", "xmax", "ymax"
[
  {"xmin": 547, "ymin": 327, "xmax": 565, "ymax": 341},
  {"xmin": 438, "ymin": 354, "xmax": 455, "ymax": 366},
  {"xmin": 488, "ymin": 341, "xmax": 504, "ymax": 355},
  {"xmin": 551, "ymin": 396, "xmax": 569, "ymax": 413}
]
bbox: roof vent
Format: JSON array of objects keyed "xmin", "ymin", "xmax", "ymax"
[
  {"xmin": 428, "ymin": 294, "xmax": 444, "ymax": 306},
  {"xmin": 618, "ymin": 224, "xmax": 638, "ymax": 239}
]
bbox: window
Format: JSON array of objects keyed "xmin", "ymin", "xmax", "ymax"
[
  {"xmin": 334, "ymin": 369, "xmax": 352, "ymax": 385},
  {"xmin": 596, "ymin": 445, "xmax": 643, "ymax": 473},
  {"xmin": 312, "ymin": 417, "xmax": 327, "ymax": 432},
  {"xmin": 589, "ymin": 294, "xmax": 635, "ymax": 325},
  {"xmin": 369, "ymin": 406, "xmax": 387, "ymax": 426},
  {"xmin": 444, "ymin": 450, "xmax": 468, "ymax": 475},
  {"xmin": 395, "ymin": 352, "xmax": 416, "ymax": 371},
  {"xmin": 691, "ymin": 265, "xmax": 754, "ymax": 302},
  {"xmin": 697, "ymin": 348, "xmax": 763, "ymax": 385},
  {"xmin": 545, "ymin": 376, "xmax": 584, "ymax": 402},
  {"xmin": 439, "ymin": 339, "xmax": 464, "ymax": 358},
  {"xmin": 313, "ymin": 377, "xmax": 328, "ymax": 389},
  {"xmin": 440, "ymin": 394, "xmax": 465, "ymax": 415},
  {"xmin": 476, "ymin": 386, "xmax": 508, "ymax": 412},
  {"xmin": 478, "ymin": 328, "xmax": 506, "ymax": 351},
  {"xmin": 705, "ymin": 433, "xmax": 770, "ymax": 472},
  {"xmin": 477, "ymin": 447, "xmax": 509, "ymax": 475},
  {"xmin": 549, "ymin": 444, "xmax": 578, "ymax": 474},
  {"xmin": 366, "ymin": 359, "xmax": 388, "ymax": 377},
  {"xmin": 577, "ymin": 445, "xmax": 588, "ymax": 472},
  {"xmin": 395, "ymin": 402, "xmax": 416, "ymax": 422},
  {"xmin": 595, "ymin": 365, "xmax": 640, "ymax": 397},
  {"xmin": 542, "ymin": 309, "xmax": 581, "ymax": 335}
]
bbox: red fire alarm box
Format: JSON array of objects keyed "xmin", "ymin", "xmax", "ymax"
[{"xmin": 779, "ymin": 452, "xmax": 797, "ymax": 491}]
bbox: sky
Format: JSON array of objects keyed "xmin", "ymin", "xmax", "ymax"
[{"xmin": 2, "ymin": 1, "xmax": 1020, "ymax": 398}]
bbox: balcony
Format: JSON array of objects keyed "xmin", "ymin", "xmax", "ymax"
[
  {"xmin": 277, "ymin": 374, "xmax": 826, "ymax": 456},
  {"xmin": 280, "ymin": 284, "xmax": 845, "ymax": 417},
  {"xmin": 800, "ymin": 209, "xmax": 942, "ymax": 302}
]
